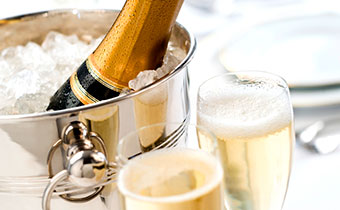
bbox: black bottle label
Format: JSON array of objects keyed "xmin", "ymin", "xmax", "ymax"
[{"xmin": 47, "ymin": 59, "xmax": 121, "ymax": 110}]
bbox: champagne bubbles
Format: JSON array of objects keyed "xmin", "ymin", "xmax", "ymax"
[{"xmin": 197, "ymin": 81, "xmax": 292, "ymax": 139}]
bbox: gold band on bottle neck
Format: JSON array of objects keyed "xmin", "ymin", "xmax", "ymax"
[
  {"xmin": 87, "ymin": 55, "xmax": 126, "ymax": 92},
  {"xmin": 70, "ymin": 71, "xmax": 99, "ymax": 105}
]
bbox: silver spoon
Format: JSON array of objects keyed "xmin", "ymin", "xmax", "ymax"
[{"xmin": 297, "ymin": 118, "xmax": 340, "ymax": 154}]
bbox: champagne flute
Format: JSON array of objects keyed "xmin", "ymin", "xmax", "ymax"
[
  {"xmin": 116, "ymin": 122, "xmax": 225, "ymax": 210},
  {"xmin": 197, "ymin": 71, "xmax": 295, "ymax": 210}
]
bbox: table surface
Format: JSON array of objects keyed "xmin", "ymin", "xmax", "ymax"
[
  {"xmin": 1, "ymin": 0, "xmax": 340, "ymax": 209},
  {"xmin": 186, "ymin": 13, "xmax": 340, "ymax": 210}
]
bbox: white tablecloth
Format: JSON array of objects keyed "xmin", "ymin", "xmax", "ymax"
[
  {"xmin": 188, "ymin": 31, "xmax": 340, "ymax": 210},
  {"xmin": 184, "ymin": 1, "xmax": 340, "ymax": 209}
]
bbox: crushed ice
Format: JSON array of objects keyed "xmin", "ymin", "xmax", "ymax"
[
  {"xmin": 0, "ymin": 31, "xmax": 186, "ymax": 115},
  {"xmin": 0, "ymin": 31, "xmax": 103, "ymax": 115}
]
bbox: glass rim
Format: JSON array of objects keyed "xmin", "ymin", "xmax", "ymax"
[
  {"xmin": 116, "ymin": 121, "xmax": 222, "ymax": 203},
  {"xmin": 116, "ymin": 121, "xmax": 218, "ymax": 166},
  {"xmin": 198, "ymin": 70, "xmax": 289, "ymax": 89},
  {"xmin": 197, "ymin": 70, "xmax": 290, "ymax": 102}
]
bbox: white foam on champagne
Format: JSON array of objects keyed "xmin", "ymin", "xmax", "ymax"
[
  {"xmin": 118, "ymin": 148, "xmax": 223, "ymax": 203},
  {"xmin": 197, "ymin": 82, "xmax": 292, "ymax": 139}
]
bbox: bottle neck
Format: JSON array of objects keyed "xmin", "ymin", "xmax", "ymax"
[{"xmin": 89, "ymin": 0, "xmax": 184, "ymax": 89}]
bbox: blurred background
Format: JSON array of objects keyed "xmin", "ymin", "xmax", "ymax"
[{"xmin": 1, "ymin": 0, "xmax": 340, "ymax": 209}]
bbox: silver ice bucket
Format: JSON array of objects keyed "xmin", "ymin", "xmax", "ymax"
[{"xmin": 0, "ymin": 9, "xmax": 196, "ymax": 210}]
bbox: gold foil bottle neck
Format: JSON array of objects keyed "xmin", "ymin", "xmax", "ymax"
[{"xmin": 91, "ymin": 0, "xmax": 184, "ymax": 90}]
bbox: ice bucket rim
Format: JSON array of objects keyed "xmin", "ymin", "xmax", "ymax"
[{"xmin": 0, "ymin": 9, "xmax": 196, "ymax": 121}]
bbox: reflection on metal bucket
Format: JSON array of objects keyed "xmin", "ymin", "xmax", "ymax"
[
  {"xmin": 134, "ymin": 82, "xmax": 168, "ymax": 151},
  {"xmin": 79, "ymin": 105, "xmax": 119, "ymax": 204},
  {"xmin": 80, "ymin": 105, "xmax": 120, "ymax": 163},
  {"xmin": 0, "ymin": 9, "xmax": 195, "ymax": 210}
]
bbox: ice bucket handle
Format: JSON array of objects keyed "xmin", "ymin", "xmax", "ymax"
[{"xmin": 42, "ymin": 121, "xmax": 116, "ymax": 210}]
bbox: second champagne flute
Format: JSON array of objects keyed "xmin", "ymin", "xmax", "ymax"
[{"xmin": 197, "ymin": 71, "xmax": 295, "ymax": 210}]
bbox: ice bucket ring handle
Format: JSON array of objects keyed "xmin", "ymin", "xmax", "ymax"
[{"xmin": 42, "ymin": 121, "xmax": 117, "ymax": 210}]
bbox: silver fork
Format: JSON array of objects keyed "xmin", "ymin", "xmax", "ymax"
[{"xmin": 296, "ymin": 118, "xmax": 340, "ymax": 154}]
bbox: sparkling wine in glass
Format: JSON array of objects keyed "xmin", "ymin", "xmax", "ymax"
[
  {"xmin": 197, "ymin": 71, "xmax": 295, "ymax": 210},
  {"xmin": 116, "ymin": 122, "xmax": 225, "ymax": 210}
]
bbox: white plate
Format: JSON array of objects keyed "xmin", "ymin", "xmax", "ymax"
[
  {"xmin": 291, "ymin": 87, "xmax": 340, "ymax": 108},
  {"xmin": 219, "ymin": 13, "xmax": 340, "ymax": 88}
]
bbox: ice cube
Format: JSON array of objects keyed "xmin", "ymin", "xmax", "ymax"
[
  {"xmin": 128, "ymin": 70, "xmax": 158, "ymax": 91},
  {"xmin": 139, "ymin": 170, "xmax": 205, "ymax": 197},
  {"xmin": 0, "ymin": 58, "xmax": 13, "ymax": 80},
  {"xmin": 23, "ymin": 42, "xmax": 56, "ymax": 72},
  {"xmin": 13, "ymin": 93, "xmax": 50, "ymax": 114},
  {"xmin": 0, "ymin": 84, "xmax": 15, "ymax": 110},
  {"xmin": 6, "ymin": 69, "xmax": 40, "ymax": 98}
]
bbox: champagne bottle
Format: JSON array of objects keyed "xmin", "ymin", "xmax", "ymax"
[{"xmin": 47, "ymin": 0, "xmax": 184, "ymax": 111}]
